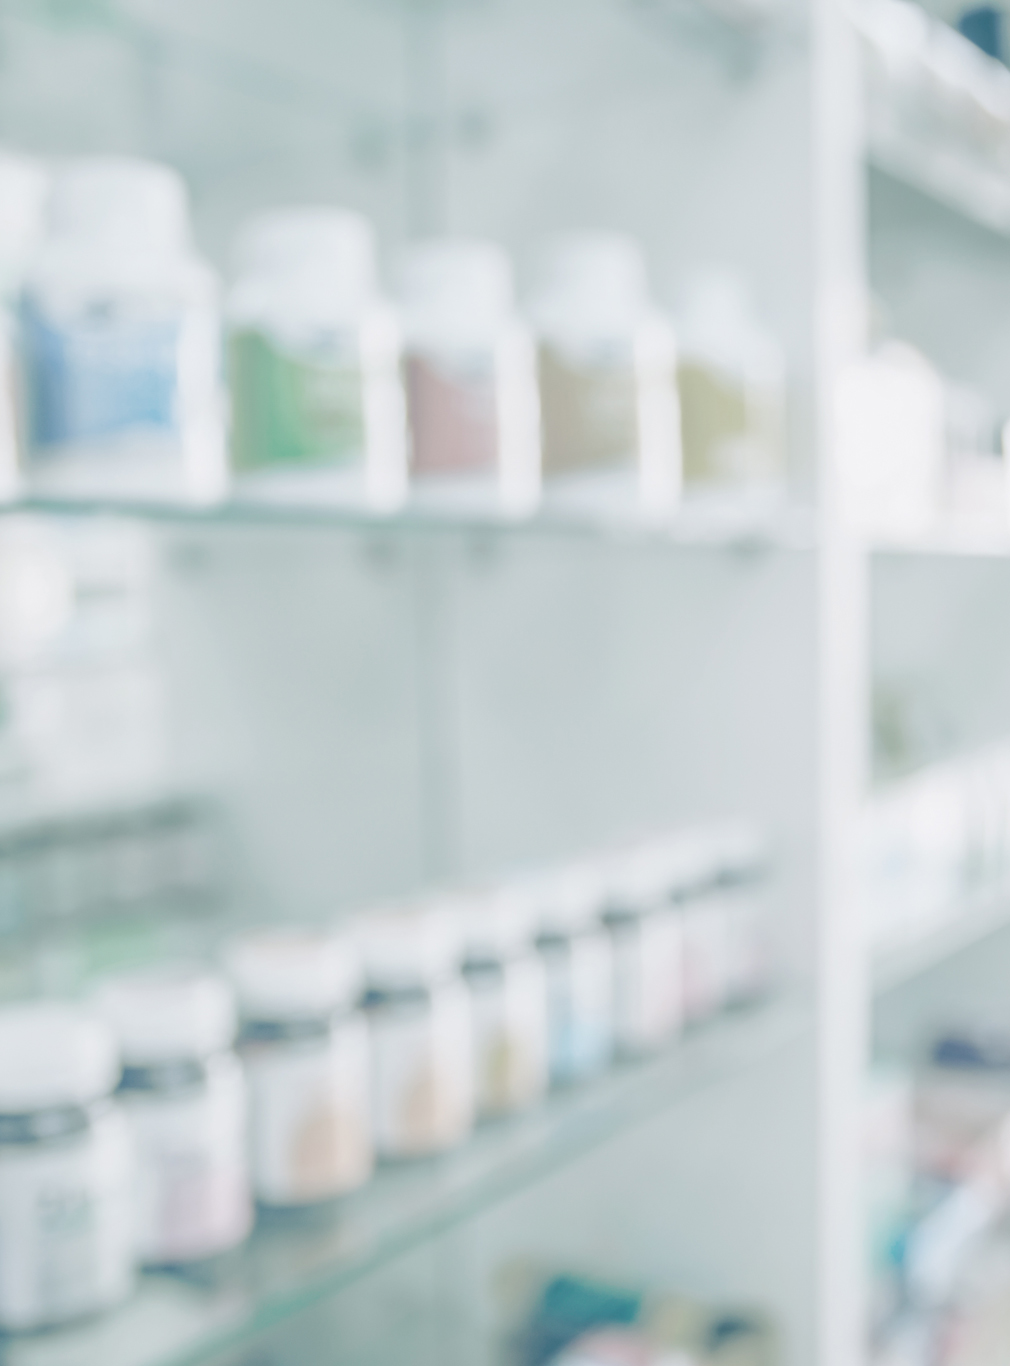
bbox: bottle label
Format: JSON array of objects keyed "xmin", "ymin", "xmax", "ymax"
[
  {"xmin": 22, "ymin": 297, "xmax": 181, "ymax": 451},
  {"xmin": 406, "ymin": 350, "xmax": 498, "ymax": 475},
  {"xmin": 229, "ymin": 326, "xmax": 366, "ymax": 471},
  {"xmin": 470, "ymin": 955, "xmax": 549, "ymax": 1116},
  {"xmin": 543, "ymin": 932, "xmax": 613, "ymax": 1083},
  {"xmin": 538, "ymin": 341, "xmax": 638, "ymax": 475}
]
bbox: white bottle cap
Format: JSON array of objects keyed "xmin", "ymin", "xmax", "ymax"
[
  {"xmin": 605, "ymin": 833, "xmax": 717, "ymax": 909},
  {"xmin": 507, "ymin": 863, "xmax": 607, "ymax": 938},
  {"xmin": 233, "ymin": 207, "xmax": 377, "ymax": 305},
  {"xmin": 530, "ymin": 233, "xmax": 649, "ymax": 323},
  {"xmin": 400, "ymin": 238, "xmax": 513, "ymax": 332},
  {"xmin": 424, "ymin": 886, "xmax": 538, "ymax": 962},
  {"xmin": 225, "ymin": 929, "xmax": 362, "ymax": 1019},
  {"xmin": 356, "ymin": 901, "xmax": 463, "ymax": 991},
  {"xmin": 92, "ymin": 967, "xmax": 236, "ymax": 1063},
  {"xmin": 0, "ymin": 1004, "xmax": 119, "ymax": 1111},
  {"xmin": 47, "ymin": 156, "xmax": 191, "ymax": 255}
]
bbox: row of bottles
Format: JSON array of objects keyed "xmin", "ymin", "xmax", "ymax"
[{"xmin": 0, "ymin": 152, "xmax": 787, "ymax": 517}]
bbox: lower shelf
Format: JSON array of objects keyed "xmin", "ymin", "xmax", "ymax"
[{"xmin": 1, "ymin": 996, "xmax": 807, "ymax": 1366}]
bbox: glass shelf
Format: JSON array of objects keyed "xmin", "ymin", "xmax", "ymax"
[
  {"xmin": 872, "ymin": 882, "xmax": 1010, "ymax": 993},
  {"xmin": 1, "ymin": 997, "xmax": 806, "ymax": 1366},
  {"xmin": 0, "ymin": 489, "xmax": 816, "ymax": 554},
  {"xmin": 867, "ymin": 115, "xmax": 1010, "ymax": 240}
]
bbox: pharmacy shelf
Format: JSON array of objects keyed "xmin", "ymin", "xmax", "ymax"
[
  {"xmin": 0, "ymin": 490, "xmax": 816, "ymax": 552},
  {"xmin": 871, "ymin": 882, "xmax": 1010, "ymax": 993},
  {"xmin": 2, "ymin": 996, "xmax": 806, "ymax": 1366},
  {"xmin": 867, "ymin": 112, "xmax": 1010, "ymax": 239}
]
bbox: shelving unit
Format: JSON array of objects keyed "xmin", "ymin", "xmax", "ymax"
[{"xmin": 2, "ymin": 998, "xmax": 804, "ymax": 1366}]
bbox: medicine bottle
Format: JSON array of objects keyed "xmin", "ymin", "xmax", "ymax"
[
  {"xmin": 227, "ymin": 928, "xmax": 372, "ymax": 1206},
  {"xmin": 19, "ymin": 156, "xmax": 224, "ymax": 502},
  {"xmin": 602, "ymin": 841, "xmax": 686, "ymax": 1055},
  {"xmin": 93, "ymin": 967, "xmax": 252, "ymax": 1264},
  {"xmin": 358, "ymin": 902, "xmax": 474, "ymax": 1157},
  {"xmin": 458, "ymin": 888, "xmax": 550, "ymax": 1116},
  {"xmin": 0, "ymin": 1003, "xmax": 133, "ymax": 1330},
  {"xmin": 400, "ymin": 238, "xmax": 540, "ymax": 514},
  {"xmin": 527, "ymin": 234, "xmax": 681, "ymax": 519},
  {"xmin": 228, "ymin": 207, "xmax": 407, "ymax": 510},
  {"xmin": 676, "ymin": 272, "xmax": 786, "ymax": 501},
  {"xmin": 703, "ymin": 823, "xmax": 773, "ymax": 1005},
  {"xmin": 532, "ymin": 866, "xmax": 614, "ymax": 1085}
]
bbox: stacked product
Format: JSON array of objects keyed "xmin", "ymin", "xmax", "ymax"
[
  {"xmin": 0, "ymin": 819, "xmax": 773, "ymax": 1333},
  {"xmin": 227, "ymin": 208, "xmax": 407, "ymax": 511},
  {"xmin": 527, "ymin": 234, "xmax": 682, "ymax": 520},
  {"xmin": 18, "ymin": 157, "xmax": 225, "ymax": 502}
]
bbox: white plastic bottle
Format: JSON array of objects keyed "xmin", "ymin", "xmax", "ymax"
[
  {"xmin": 0, "ymin": 150, "xmax": 49, "ymax": 501},
  {"xmin": 457, "ymin": 889, "xmax": 550, "ymax": 1117},
  {"xmin": 93, "ymin": 968, "xmax": 252, "ymax": 1264},
  {"xmin": 602, "ymin": 842, "xmax": 687, "ymax": 1056},
  {"xmin": 0, "ymin": 1003, "xmax": 133, "ymax": 1330},
  {"xmin": 227, "ymin": 207, "xmax": 407, "ymax": 511},
  {"xmin": 19, "ymin": 157, "xmax": 225, "ymax": 502},
  {"xmin": 226, "ymin": 928, "xmax": 373, "ymax": 1206},
  {"xmin": 358, "ymin": 902, "xmax": 474, "ymax": 1157},
  {"xmin": 530, "ymin": 865, "xmax": 614, "ymax": 1085},
  {"xmin": 527, "ymin": 234, "xmax": 681, "ymax": 520},
  {"xmin": 676, "ymin": 271, "xmax": 787, "ymax": 503},
  {"xmin": 400, "ymin": 238, "xmax": 540, "ymax": 514}
]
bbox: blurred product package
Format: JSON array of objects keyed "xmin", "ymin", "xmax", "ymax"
[
  {"xmin": 401, "ymin": 238, "xmax": 541, "ymax": 515},
  {"xmin": 228, "ymin": 207, "xmax": 407, "ymax": 511},
  {"xmin": 0, "ymin": 1003, "xmax": 133, "ymax": 1330},
  {"xmin": 93, "ymin": 967, "xmax": 252, "ymax": 1264},
  {"xmin": 18, "ymin": 157, "xmax": 225, "ymax": 503},
  {"xmin": 357, "ymin": 900, "xmax": 475, "ymax": 1157},
  {"xmin": 456, "ymin": 886, "xmax": 551, "ymax": 1117},
  {"xmin": 497, "ymin": 1262, "xmax": 779, "ymax": 1366},
  {"xmin": 0, "ymin": 150, "xmax": 49, "ymax": 501},
  {"xmin": 528, "ymin": 234, "xmax": 682, "ymax": 521},
  {"xmin": 676, "ymin": 271, "xmax": 786, "ymax": 505},
  {"xmin": 835, "ymin": 340, "xmax": 945, "ymax": 540},
  {"xmin": 227, "ymin": 928, "xmax": 373, "ymax": 1205}
]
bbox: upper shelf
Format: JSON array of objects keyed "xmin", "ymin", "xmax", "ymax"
[
  {"xmin": 1, "ymin": 997, "xmax": 805, "ymax": 1366},
  {"xmin": 856, "ymin": 0, "xmax": 1010, "ymax": 236},
  {"xmin": 0, "ymin": 489, "xmax": 818, "ymax": 553}
]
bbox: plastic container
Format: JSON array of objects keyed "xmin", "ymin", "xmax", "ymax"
[
  {"xmin": 602, "ymin": 841, "xmax": 687, "ymax": 1055},
  {"xmin": 0, "ymin": 151, "xmax": 49, "ymax": 500},
  {"xmin": 835, "ymin": 340, "xmax": 945, "ymax": 538},
  {"xmin": 706, "ymin": 823, "xmax": 773, "ymax": 1004},
  {"xmin": 19, "ymin": 157, "xmax": 225, "ymax": 502},
  {"xmin": 400, "ymin": 238, "xmax": 540, "ymax": 514},
  {"xmin": 227, "ymin": 928, "xmax": 372, "ymax": 1206},
  {"xmin": 228, "ymin": 207, "xmax": 407, "ymax": 510},
  {"xmin": 527, "ymin": 234, "xmax": 681, "ymax": 518},
  {"xmin": 0, "ymin": 1003, "xmax": 133, "ymax": 1330},
  {"xmin": 358, "ymin": 902, "xmax": 474, "ymax": 1157},
  {"xmin": 93, "ymin": 968, "xmax": 252, "ymax": 1264},
  {"xmin": 530, "ymin": 865, "xmax": 614, "ymax": 1084},
  {"xmin": 676, "ymin": 271, "xmax": 786, "ymax": 500},
  {"xmin": 457, "ymin": 888, "xmax": 550, "ymax": 1117}
]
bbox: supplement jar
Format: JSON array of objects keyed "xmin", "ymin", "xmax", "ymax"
[
  {"xmin": 677, "ymin": 272, "xmax": 786, "ymax": 502},
  {"xmin": 532, "ymin": 865, "xmax": 614, "ymax": 1085},
  {"xmin": 458, "ymin": 889, "xmax": 549, "ymax": 1117},
  {"xmin": 704, "ymin": 824, "xmax": 773, "ymax": 1005},
  {"xmin": 0, "ymin": 1003, "xmax": 133, "ymax": 1331},
  {"xmin": 527, "ymin": 234, "xmax": 681, "ymax": 519},
  {"xmin": 227, "ymin": 928, "xmax": 372, "ymax": 1206},
  {"xmin": 19, "ymin": 157, "xmax": 224, "ymax": 502},
  {"xmin": 358, "ymin": 903, "xmax": 474, "ymax": 1158},
  {"xmin": 227, "ymin": 207, "xmax": 407, "ymax": 510},
  {"xmin": 93, "ymin": 968, "xmax": 252, "ymax": 1264},
  {"xmin": 400, "ymin": 238, "xmax": 540, "ymax": 514},
  {"xmin": 602, "ymin": 841, "xmax": 686, "ymax": 1056}
]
